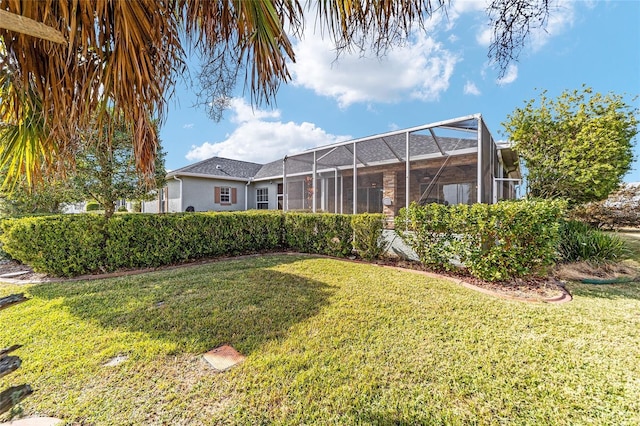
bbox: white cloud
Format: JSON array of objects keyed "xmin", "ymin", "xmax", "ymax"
[
  {"xmin": 464, "ymin": 81, "xmax": 481, "ymax": 96},
  {"xmin": 496, "ymin": 64, "xmax": 518, "ymax": 85},
  {"xmin": 476, "ymin": 27, "xmax": 492, "ymax": 47},
  {"xmin": 227, "ymin": 97, "xmax": 280, "ymax": 123},
  {"xmin": 183, "ymin": 123, "xmax": 194, "ymax": 129},
  {"xmin": 529, "ymin": 1, "xmax": 575, "ymax": 51},
  {"xmin": 185, "ymin": 98, "xmax": 350, "ymax": 163},
  {"xmin": 289, "ymin": 32, "xmax": 459, "ymax": 108}
]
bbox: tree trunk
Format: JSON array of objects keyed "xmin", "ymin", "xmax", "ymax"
[{"xmin": 104, "ymin": 203, "xmax": 115, "ymax": 220}]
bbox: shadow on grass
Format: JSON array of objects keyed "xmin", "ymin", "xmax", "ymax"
[
  {"xmin": 28, "ymin": 255, "xmax": 336, "ymax": 355},
  {"xmin": 568, "ymin": 280, "xmax": 640, "ymax": 301}
]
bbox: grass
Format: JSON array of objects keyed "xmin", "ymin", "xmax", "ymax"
[
  {"xmin": 1, "ymin": 254, "xmax": 639, "ymax": 425},
  {"xmin": 615, "ymin": 231, "xmax": 640, "ymax": 266}
]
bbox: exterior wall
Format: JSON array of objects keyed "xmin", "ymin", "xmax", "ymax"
[
  {"xmin": 142, "ymin": 177, "xmax": 249, "ymax": 213},
  {"xmin": 142, "ymin": 193, "xmax": 160, "ymax": 213},
  {"xmin": 181, "ymin": 177, "xmax": 247, "ymax": 212},
  {"xmin": 166, "ymin": 179, "xmax": 181, "ymax": 212},
  {"xmin": 248, "ymin": 181, "xmax": 281, "ymax": 210}
]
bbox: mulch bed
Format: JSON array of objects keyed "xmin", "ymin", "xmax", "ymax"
[{"xmin": 371, "ymin": 258, "xmax": 567, "ymax": 301}]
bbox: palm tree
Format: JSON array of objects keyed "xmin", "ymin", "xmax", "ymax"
[{"xmin": 0, "ymin": 0, "xmax": 550, "ymax": 185}]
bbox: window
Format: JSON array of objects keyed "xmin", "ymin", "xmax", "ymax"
[
  {"xmin": 215, "ymin": 186, "xmax": 236, "ymax": 205},
  {"xmin": 277, "ymin": 183, "xmax": 284, "ymax": 210},
  {"xmin": 257, "ymin": 188, "xmax": 269, "ymax": 209},
  {"xmin": 443, "ymin": 183, "xmax": 473, "ymax": 205},
  {"xmin": 220, "ymin": 187, "xmax": 231, "ymax": 203}
]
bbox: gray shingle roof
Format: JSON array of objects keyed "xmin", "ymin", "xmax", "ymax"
[
  {"xmin": 169, "ymin": 156, "xmax": 263, "ymax": 179},
  {"xmin": 254, "ymin": 159, "xmax": 284, "ymax": 180}
]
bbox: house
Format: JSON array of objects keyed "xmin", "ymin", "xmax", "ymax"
[{"xmin": 143, "ymin": 114, "xmax": 521, "ymax": 224}]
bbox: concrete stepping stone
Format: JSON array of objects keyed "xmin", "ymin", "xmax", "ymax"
[{"xmin": 203, "ymin": 345, "xmax": 245, "ymax": 371}]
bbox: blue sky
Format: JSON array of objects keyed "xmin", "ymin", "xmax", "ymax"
[{"xmin": 159, "ymin": 0, "xmax": 640, "ymax": 183}]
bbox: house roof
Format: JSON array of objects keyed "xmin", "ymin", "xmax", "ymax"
[{"xmin": 168, "ymin": 156, "xmax": 263, "ymax": 180}]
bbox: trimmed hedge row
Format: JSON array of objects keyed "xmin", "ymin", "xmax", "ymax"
[
  {"xmin": 0, "ymin": 211, "xmax": 385, "ymax": 276},
  {"xmin": 395, "ymin": 200, "xmax": 566, "ymax": 281},
  {"xmin": 1, "ymin": 215, "xmax": 106, "ymax": 276},
  {"xmin": 283, "ymin": 213, "xmax": 353, "ymax": 257}
]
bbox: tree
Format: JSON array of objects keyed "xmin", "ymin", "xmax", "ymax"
[
  {"xmin": 0, "ymin": 174, "xmax": 82, "ymax": 216},
  {"xmin": 73, "ymin": 113, "xmax": 166, "ymax": 219},
  {"xmin": 0, "ymin": 0, "xmax": 556, "ymax": 182},
  {"xmin": 503, "ymin": 87, "xmax": 638, "ymax": 206}
]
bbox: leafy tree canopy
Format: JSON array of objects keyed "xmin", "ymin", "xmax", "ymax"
[
  {"xmin": 73, "ymin": 112, "xmax": 166, "ymax": 219},
  {"xmin": 503, "ymin": 87, "xmax": 638, "ymax": 206}
]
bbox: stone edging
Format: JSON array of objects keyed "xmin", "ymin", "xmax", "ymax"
[{"xmin": 0, "ymin": 252, "xmax": 572, "ymax": 304}]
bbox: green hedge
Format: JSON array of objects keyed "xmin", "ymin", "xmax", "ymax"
[
  {"xmin": 85, "ymin": 202, "xmax": 100, "ymax": 212},
  {"xmin": 0, "ymin": 211, "xmax": 386, "ymax": 276},
  {"xmin": 283, "ymin": 213, "xmax": 353, "ymax": 257},
  {"xmin": 351, "ymin": 213, "xmax": 387, "ymax": 260},
  {"xmin": 105, "ymin": 211, "xmax": 284, "ymax": 269},
  {"xmin": 1, "ymin": 215, "xmax": 106, "ymax": 276},
  {"xmin": 395, "ymin": 200, "xmax": 566, "ymax": 281}
]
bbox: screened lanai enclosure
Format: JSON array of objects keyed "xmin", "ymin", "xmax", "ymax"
[{"xmin": 281, "ymin": 114, "xmax": 520, "ymax": 225}]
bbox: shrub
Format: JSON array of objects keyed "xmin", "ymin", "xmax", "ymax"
[
  {"xmin": 85, "ymin": 202, "xmax": 100, "ymax": 212},
  {"xmin": 117, "ymin": 205, "xmax": 128, "ymax": 212},
  {"xmin": 351, "ymin": 213, "xmax": 387, "ymax": 260},
  {"xmin": 0, "ymin": 215, "xmax": 106, "ymax": 276},
  {"xmin": 132, "ymin": 201, "xmax": 142, "ymax": 213},
  {"xmin": 396, "ymin": 200, "xmax": 566, "ymax": 281},
  {"xmin": 558, "ymin": 220, "xmax": 628, "ymax": 262},
  {"xmin": 395, "ymin": 203, "xmax": 458, "ymax": 271},
  {"xmin": 284, "ymin": 213, "xmax": 353, "ymax": 257},
  {"xmin": 105, "ymin": 211, "xmax": 284, "ymax": 269},
  {"xmin": 1, "ymin": 211, "xmax": 387, "ymax": 276}
]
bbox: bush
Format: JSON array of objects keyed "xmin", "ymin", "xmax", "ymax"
[
  {"xmin": 284, "ymin": 213, "xmax": 353, "ymax": 257},
  {"xmin": 1, "ymin": 211, "xmax": 386, "ymax": 276},
  {"xmin": 395, "ymin": 203, "xmax": 458, "ymax": 271},
  {"xmin": 396, "ymin": 200, "xmax": 566, "ymax": 281},
  {"xmin": 105, "ymin": 211, "xmax": 284, "ymax": 269},
  {"xmin": 558, "ymin": 220, "xmax": 628, "ymax": 262},
  {"xmin": 132, "ymin": 201, "xmax": 142, "ymax": 213},
  {"xmin": 117, "ymin": 205, "xmax": 128, "ymax": 212},
  {"xmin": 351, "ymin": 213, "xmax": 387, "ymax": 260},
  {"xmin": 85, "ymin": 202, "xmax": 100, "ymax": 212},
  {"xmin": 0, "ymin": 215, "xmax": 106, "ymax": 276}
]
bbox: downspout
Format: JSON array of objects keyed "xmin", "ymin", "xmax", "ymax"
[
  {"xmin": 245, "ymin": 179, "xmax": 252, "ymax": 211},
  {"xmin": 173, "ymin": 176, "xmax": 182, "ymax": 212}
]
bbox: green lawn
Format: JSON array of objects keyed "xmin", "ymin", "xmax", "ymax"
[{"xmin": 1, "ymin": 254, "xmax": 639, "ymax": 425}]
